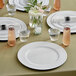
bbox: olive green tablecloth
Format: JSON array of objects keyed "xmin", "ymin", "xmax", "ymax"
[{"xmin": 0, "ymin": 0, "xmax": 76, "ymax": 76}]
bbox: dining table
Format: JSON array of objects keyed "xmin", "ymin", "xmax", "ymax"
[{"xmin": 0, "ymin": 0, "xmax": 76, "ymax": 76}]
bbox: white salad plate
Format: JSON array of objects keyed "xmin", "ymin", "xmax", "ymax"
[
  {"xmin": 11, "ymin": 0, "xmax": 49, "ymax": 11},
  {"xmin": 0, "ymin": 17, "xmax": 27, "ymax": 41},
  {"xmin": 17, "ymin": 42, "xmax": 67, "ymax": 70},
  {"xmin": 47, "ymin": 11, "xmax": 76, "ymax": 33}
]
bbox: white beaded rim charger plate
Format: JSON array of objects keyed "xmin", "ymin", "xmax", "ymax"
[
  {"xmin": 47, "ymin": 11, "xmax": 76, "ymax": 33},
  {"xmin": 17, "ymin": 42, "xmax": 67, "ymax": 70},
  {"xmin": 0, "ymin": 17, "xmax": 27, "ymax": 41}
]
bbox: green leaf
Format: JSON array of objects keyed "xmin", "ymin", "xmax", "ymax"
[
  {"xmin": 27, "ymin": 3, "xmax": 33, "ymax": 7},
  {"xmin": 33, "ymin": 17, "xmax": 37, "ymax": 24},
  {"xmin": 24, "ymin": 7, "xmax": 31, "ymax": 12},
  {"xmin": 42, "ymin": 7, "xmax": 47, "ymax": 10},
  {"xmin": 40, "ymin": 2, "xmax": 42, "ymax": 5},
  {"xmin": 33, "ymin": 0, "xmax": 37, "ymax": 6}
]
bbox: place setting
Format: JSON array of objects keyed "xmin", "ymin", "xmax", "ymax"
[
  {"xmin": 47, "ymin": 11, "xmax": 76, "ymax": 33},
  {"xmin": 0, "ymin": 0, "xmax": 68, "ymax": 71},
  {"xmin": 0, "ymin": 0, "xmax": 69, "ymax": 71},
  {"xmin": 1, "ymin": 0, "xmax": 76, "ymax": 75},
  {"xmin": 0, "ymin": 17, "xmax": 27, "ymax": 41}
]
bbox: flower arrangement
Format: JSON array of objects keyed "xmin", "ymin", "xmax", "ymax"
[
  {"xmin": 24, "ymin": 0, "xmax": 47, "ymax": 13},
  {"xmin": 25, "ymin": 0, "xmax": 47, "ymax": 34}
]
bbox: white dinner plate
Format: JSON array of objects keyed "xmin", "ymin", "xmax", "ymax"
[
  {"xmin": 12, "ymin": 0, "xmax": 49, "ymax": 11},
  {"xmin": 17, "ymin": 41, "xmax": 67, "ymax": 70},
  {"xmin": 0, "ymin": 17, "xmax": 27, "ymax": 41},
  {"xmin": 47, "ymin": 11, "xmax": 76, "ymax": 33}
]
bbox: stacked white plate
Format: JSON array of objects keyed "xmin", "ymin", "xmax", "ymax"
[
  {"xmin": 47, "ymin": 11, "xmax": 76, "ymax": 33},
  {"xmin": 0, "ymin": 17, "xmax": 27, "ymax": 41},
  {"xmin": 9, "ymin": 0, "xmax": 49, "ymax": 11}
]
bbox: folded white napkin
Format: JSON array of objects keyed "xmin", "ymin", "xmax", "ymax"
[{"xmin": 52, "ymin": 16, "xmax": 76, "ymax": 23}]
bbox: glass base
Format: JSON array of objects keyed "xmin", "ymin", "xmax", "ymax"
[{"xmin": 8, "ymin": 13, "xmax": 15, "ymax": 16}]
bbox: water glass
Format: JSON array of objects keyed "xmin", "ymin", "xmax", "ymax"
[
  {"xmin": 19, "ymin": 29, "xmax": 30, "ymax": 42},
  {"xmin": 48, "ymin": 28, "xmax": 60, "ymax": 41},
  {"xmin": 6, "ymin": 0, "xmax": 16, "ymax": 16}
]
